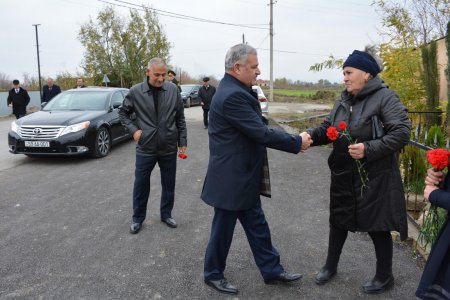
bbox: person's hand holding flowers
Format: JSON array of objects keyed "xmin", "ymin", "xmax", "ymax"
[{"xmin": 326, "ymin": 121, "xmax": 369, "ymax": 191}]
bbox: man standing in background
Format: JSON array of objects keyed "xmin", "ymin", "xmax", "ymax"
[
  {"xmin": 73, "ymin": 78, "xmax": 86, "ymax": 89},
  {"xmin": 42, "ymin": 78, "xmax": 61, "ymax": 103},
  {"xmin": 7, "ymin": 79, "xmax": 30, "ymax": 119},
  {"xmin": 167, "ymin": 70, "xmax": 181, "ymax": 93},
  {"xmin": 198, "ymin": 77, "xmax": 216, "ymax": 129}
]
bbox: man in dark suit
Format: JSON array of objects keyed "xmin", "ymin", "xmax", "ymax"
[
  {"xmin": 7, "ymin": 79, "xmax": 30, "ymax": 119},
  {"xmin": 198, "ymin": 76, "xmax": 216, "ymax": 129},
  {"xmin": 42, "ymin": 78, "xmax": 61, "ymax": 103},
  {"xmin": 201, "ymin": 44, "xmax": 313, "ymax": 295}
]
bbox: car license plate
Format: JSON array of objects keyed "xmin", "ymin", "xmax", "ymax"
[{"xmin": 25, "ymin": 141, "xmax": 50, "ymax": 147}]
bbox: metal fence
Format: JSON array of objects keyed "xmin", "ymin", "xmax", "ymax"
[{"xmin": 401, "ymin": 111, "xmax": 445, "ymax": 228}]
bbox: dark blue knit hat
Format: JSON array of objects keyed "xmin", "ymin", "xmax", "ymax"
[{"xmin": 343, "ymin": 50, "xmax": 381, "ymax": 77}]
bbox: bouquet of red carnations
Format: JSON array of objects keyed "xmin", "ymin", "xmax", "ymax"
[
  {"xmin": 419, "ymin": 148, "xmax": 450, "ymax": 249},
  {"xmin": 326, "ymin": 121, "xmax": 369, "ymax": 192}
]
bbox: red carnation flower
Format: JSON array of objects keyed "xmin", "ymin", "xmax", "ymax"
[
  {"xmin": 178, "ymin": 153, "xmax": 188, "ymax": 159},
  {"xmin": 338, "ymin": 121, "xmax": 347, "ymax": 131},
  {"xmin": 326, "ymin": 126, "xmax": 339, "ymax": 141},
  {"xmin": 426, "ymin": 148, "xmax": 450, "ymax": 170}
]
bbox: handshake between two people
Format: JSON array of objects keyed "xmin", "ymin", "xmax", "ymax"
[{"xmin": 299, "ymin": 132, "xmax": 313, "ymax": 153}]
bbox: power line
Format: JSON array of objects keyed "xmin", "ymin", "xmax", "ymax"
[{"xmin": 98, "ymin": 0, "xmax": 268, "ymax": 29}]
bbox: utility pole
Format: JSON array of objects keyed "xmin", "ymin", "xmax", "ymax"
[
  {"xmin": 32, "ymin": 24, "xmax": 42, "ymax": 101},
  {"xmin": 269, "ymin": 0, "xmax": 274, "ymax": 102}
]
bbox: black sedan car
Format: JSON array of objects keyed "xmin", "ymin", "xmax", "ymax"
[
  {"xmin": 180, "ymin": 84, "xmax": 202, "ymax": 108},
  {"xmin": 8, "ymin": 87, "xmax": 131, "ymax": 158}
]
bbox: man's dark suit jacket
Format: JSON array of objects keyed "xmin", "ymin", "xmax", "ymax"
[
  {"xmin": 198, "ymin": 85, "xmax": 216, "ymax": 110},
  {"xmin": 7, "ymin": 87, "xmax": 30, "ymax": 115},
  {"xmin": 201, "ymin": 73, "xmax": 301, "ymax": 211},
  {"xmin": 42, "ymin": 84, "xmax": 61, "ymax": 102}
]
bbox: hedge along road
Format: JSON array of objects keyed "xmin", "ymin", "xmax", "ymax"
[{"xmin": 0, "ymin": 104, "xmax": 423, "ymax": 299}]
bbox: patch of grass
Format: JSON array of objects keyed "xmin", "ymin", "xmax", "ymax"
[
  {"xmin": 263, "ymin": 88, "xmax": 339, "ymax": 104},
  {"xmin": 272, "ymin": 89, "xmax": 318, "ymax": 97}
]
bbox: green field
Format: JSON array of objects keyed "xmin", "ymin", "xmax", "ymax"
[
  {"xmin": 272, "ymin": 89, "xmax": 319, "ymax": 97},
  {"xmin": 261, "ymin": 88, "xmax": 339, "ymax": 104}
]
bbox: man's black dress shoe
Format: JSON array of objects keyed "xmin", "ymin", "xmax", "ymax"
[
  {"xmin": 362, "ymin": 275, "xmax": 394, "ymax": 294},
  {"xmin": 129, "ymin": 222, "xmax": 142, "ymax": 234},
  {"xmin": 264, "ymin": 271, "xmax": 303, "ymax": 284},
  {"xmin": 204, "ymin": 278, "xmax": 238, "ymax": 295},
  {"xmin": 315, "ymin": 267, "xmax": 337, "ymax": 285},
  {"xmin": 161, "ymin": 217, "xmax": 177, "ymax": 228}
]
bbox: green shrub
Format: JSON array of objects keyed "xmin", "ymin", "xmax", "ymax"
[
  {"xmin": 426, "ymin": 125, "xmax": 446, "ymax": 148},
  {"xmin": 400, "ymin": 145, "xmax": 427, "ymax": 194}
]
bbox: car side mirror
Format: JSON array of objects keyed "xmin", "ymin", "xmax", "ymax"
[{"xmin": 41, "ymin": 102, "xmax": 47, "ymax": 108}]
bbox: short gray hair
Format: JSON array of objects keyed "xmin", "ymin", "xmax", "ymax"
[
  {"xmin": 225, "ymin": 44, "xmax": 257, "ymax": 71},
  {"xmin": 148, "ymin": 58, "xmax": 166, "ymax": 69}
]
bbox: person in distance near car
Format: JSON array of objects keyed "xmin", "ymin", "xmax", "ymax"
[
  {"xmin": 7, "ymin": 79, "xmax": 30, "ymax": 119},
  {"xmin": 198, "ymin": 76, "xmax": 216, "ymax": 129},
  {"xmin": 42, "ymin": 77, "xmax": 61, "ymax": 103}
]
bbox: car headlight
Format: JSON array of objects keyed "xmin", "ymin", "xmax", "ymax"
[
  {"xmin": 11, "ymin": 121, "xmax": 19, "ymax": 134},
  {"xmin": 60, "ymin": 121, "xmax": 90, "ymax": 136}
]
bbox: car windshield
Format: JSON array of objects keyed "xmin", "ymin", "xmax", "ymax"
[
  {"xmin": 43, "ymin": 91, "xmax": 109, "ymax": 111},
  {"xmin": 180, "ymin": 85, "xmax": 195, "ymax": 93}
]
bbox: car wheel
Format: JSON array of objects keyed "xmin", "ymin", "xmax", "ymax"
[
  {"xmin": 93, "ymin": 127, "xmax": 111, "ymax": 158},
  {"xmin": 185, "ymin": 97, "xmax": 191, "ymax": 108}
]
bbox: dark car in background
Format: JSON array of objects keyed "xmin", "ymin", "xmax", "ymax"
[
  {"xmin": 8, "ymin": 87, "xmax": 131, "ymax": 158},
  {"xmin": 180, "ymin": 84, "xmax": 202, "ymax": 108}
]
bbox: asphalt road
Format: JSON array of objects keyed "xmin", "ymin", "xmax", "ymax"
[{"xmin": 0, "ymin": 105, "xmax": 423, "ymax": 299}]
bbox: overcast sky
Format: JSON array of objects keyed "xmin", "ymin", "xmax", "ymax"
[{"xmin": 1, "ymin": 0, "xmax": 383, "ymax": 85}]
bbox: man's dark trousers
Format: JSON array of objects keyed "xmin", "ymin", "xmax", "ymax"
[
  {"xmin": 203, "ymin": 109, "xmax": 209, "ymax": 127},
  {"xmin": 132, "ymin": 153, "xmax": 177, "ymax": 223},
  {"xmin": 204, "ymin": 199, "xmax": 284, "ymax": 281}
]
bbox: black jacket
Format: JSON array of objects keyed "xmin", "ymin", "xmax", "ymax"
[
  {"xmin": 42, "ymin": 84, "xmax": 61, "ymax": 103},
  {"xmin": 309, "ymin": 76, "xmax": 411, "ymax": 240},
  {"xmin": 7, "ymin": 87, "xmax": 30, "ymax": 115},
  {"xmin": 119, "ymin": 79, "xmax": 187, "ymax": 156},
  {"xmin": 198, "ymin": 85, "xmax": 216, "ymax": 110}
]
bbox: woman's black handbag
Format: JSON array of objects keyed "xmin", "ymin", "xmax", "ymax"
[{"xmin": 371, "ymin": 115, "xmax": 385, "ymax": 139}]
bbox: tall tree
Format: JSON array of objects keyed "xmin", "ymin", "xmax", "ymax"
[
  {"xmin": 444, "ymin": 21, "xmax": 450, "ymax": 134},
  {"xmin": 374, "ymin": 0, "xmax": 449, "ymax": 47},
  {"xmin": 79, "ymin": 6, "xmax": 170, "ymax": 87}
]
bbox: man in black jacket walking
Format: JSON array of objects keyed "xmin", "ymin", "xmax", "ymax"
[
  {"xmin": 198, "ymin": 77, "xmax": 216, "ymax": 129},
  {"xmin": 7, "ymin": 79, "xmax": 30, "ymax": 119},
  {"xmin": 119, "ymin": 58, "xmax": 187, "ymax": 234}
]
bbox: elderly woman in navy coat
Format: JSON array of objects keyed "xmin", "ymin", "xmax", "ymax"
[{"xmin": 416, "ymin": 168, "xmax": 450, "ymax": 299}]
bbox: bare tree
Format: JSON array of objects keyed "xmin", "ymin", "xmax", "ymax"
[{"xmin": 374, "ymin": 0, "xmax": 449, "ymax": 47}]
